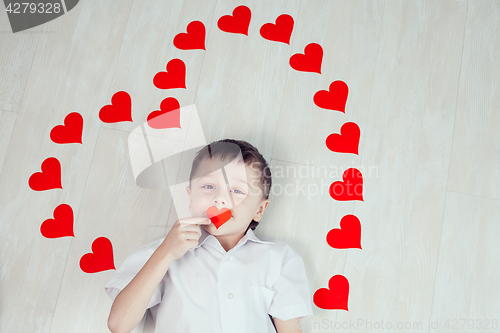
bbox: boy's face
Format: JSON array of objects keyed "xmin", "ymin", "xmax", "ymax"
[{"xmin": 186, "ymin": 156, "xmax": 269, "ymax": 236}]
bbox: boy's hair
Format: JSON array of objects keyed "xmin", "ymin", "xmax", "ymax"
[{"xmin": 189, "ymin": 139, "xmax": 272, "ymax": 231}]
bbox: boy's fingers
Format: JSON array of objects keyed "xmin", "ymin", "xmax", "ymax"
[
  {"xmin": 179, "ymin": 217, "xmax": 211, "ymax": 227},
  {"xmin": 199, "ymin": 218, "xmax": 213, "ymax": 225}
]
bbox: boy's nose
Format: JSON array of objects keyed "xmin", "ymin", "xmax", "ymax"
[
  {"xmin": 213, "ymin": 189, "xmax": 233, "ymax": 208},
  {"xmin": 213, "ymin": 198, "xmax": 230, "ymax": 207}
]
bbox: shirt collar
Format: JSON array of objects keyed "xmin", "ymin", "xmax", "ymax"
[{"xmin": 190, "ymin": 226, "xmax": 274, "ymax": 251}]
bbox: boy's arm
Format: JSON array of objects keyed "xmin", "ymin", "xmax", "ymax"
[
  {"xmin": 107, "ymin": 243, "xmax": 174, "ymax": 333},
  {"xmin": 273, "ymin": 317, "xmax": 304, "ymax": 333}
]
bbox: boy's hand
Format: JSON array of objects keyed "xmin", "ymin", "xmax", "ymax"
[{"xmin": 160, "ymin": 217, "xmax": 211, "ymax": 261}]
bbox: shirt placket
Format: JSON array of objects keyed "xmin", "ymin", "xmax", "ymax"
[{"xmin": 217, "ymin": 243, "xmax": 246, "ymax": 333}]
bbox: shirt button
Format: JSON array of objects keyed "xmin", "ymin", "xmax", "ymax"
[
  {"xmin": 227, "ymin": 293, "xmax": 233, "ymax": 299},
  {"xmin": 225, "ymin": 257, "xmax": 230, "ymax": 261}
]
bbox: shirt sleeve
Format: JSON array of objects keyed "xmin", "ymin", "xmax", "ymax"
[
  {"xmin": 268, "ymin": 249, "xmax": 314, "ymax": 321},
  {"xmin": 104, "ymin": 239, "xmax": 168, "ymax": 309}
]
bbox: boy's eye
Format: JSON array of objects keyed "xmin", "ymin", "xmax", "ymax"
[
  {"xmin": 231, "ymin": 189, "xmax": 245, "ymax": 195},
  {"xmin": 202, "ymin": 185, "xmax": 215, "ymax": 189}
]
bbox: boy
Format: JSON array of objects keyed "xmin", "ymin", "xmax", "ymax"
[{"xmin": 105, "ymin": 139, "xmax": 313, "ymax": 333}]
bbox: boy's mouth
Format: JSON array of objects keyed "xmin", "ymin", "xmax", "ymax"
[
  {"xmin": 204, "ymin": 208, "xmax": 234, "ymax": 215},
  {"xmin": 205, "ymin": 207, "xmax": 233, "ymax": 228},
  {"xmin": 204, "ymin": 211, "xmax": 234, "ymax": 219}
]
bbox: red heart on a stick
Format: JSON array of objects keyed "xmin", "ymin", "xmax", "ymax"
[
  {"xmin": 28, "ymin": 157, "xmax": 62, "ymax": 191},
  {"xmin": 329, "ymin": 168, "xmax": 363, "ymax": 201},
  {"xmin": 326, "ymin": 122, "xmax": 360, "ymax": 155},
  {"xmin": 80, "ymin": 237, "xmax": 115, "ymax": 273},
  {"xmin": 314, "ymin": 80, "xmax": 349, "ymax": 112},
  {"xmin": 260, "ymin": 14, "xmax": 294, "ymax": 44},
  {"xmin": 153, "ymin": 59, "xmax": 186, "ymax": 90},
  {"xmin": 289, "ymin": 43, "xmax": 323, "ymax": 74},
  {"xmin": 326, "ymin": 215, "xmax": 361, "ymax": 249},
  {"xmin": 147, "ymin": 97, "xmax": 181, "ymax": 129},
  {"xmin": 313, "ymin": 275, "xmax": 349, "ymax": 310},
  {"xmin": 174, "ymin": 21, "xmax": 206, "ymax": 50},
  {"xmin": 41, "ymin": 204, "xmax": 75, "ymax": 238},
  {"xmin": 217, "ymin": 5, "xmax": 251, "ymax": 35},
  {"xmin": 206, "ymin": 206, "xmax": 232, "ymax": 229},
  {"xmin": 50, "ymin": 112, "xmax": 83, "ymax": 144},
  {"xmin": 99, "ymin": 91, "xmax": 132, "ymax": 123}
]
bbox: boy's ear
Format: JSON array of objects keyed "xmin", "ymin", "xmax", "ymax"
[{"xmin": 253, "ymin": 199, "xmax": 270, "ymax": 222}]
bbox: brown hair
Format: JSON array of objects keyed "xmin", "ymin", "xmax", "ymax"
[{"xmin": 189, "ymin": 139, "xmax": 272, "ymax": 231}]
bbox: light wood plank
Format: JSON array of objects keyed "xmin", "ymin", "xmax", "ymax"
[
  {"xmin": 447, "ymin": 0, "xmax": 500, "ymax": 200},
  {"xmin": 335, "ymin": 0, "xmax": 466, "ymax": 331},
  {"xmin": 272, "ymin": 0, "xmax": 384, "ymax": 170},
  {"xmin": 431, "ymin": 191, "xmax": 500, "ymax": 328},
  {"xmin": 193, "ymin": 0, "xmax": 300, "ymax": 158},
  {"xmin": 0, "ymin": 6, "xmax": 41, "ymax": 112},
  {"xmin": 0, "ymin": 1, "xmax": 135, "ymax": 332},
  {"xmin": 49, "ymin": 128, "xmax": 170, "ymax": 332},
  {"xmin": 0, "ymin": 110, "xmax": 17, "ymax": 174}
]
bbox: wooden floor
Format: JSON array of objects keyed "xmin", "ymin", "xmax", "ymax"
[{"xmin": 1, "ymin": 0, "xmax": 499, "ymax": 332}]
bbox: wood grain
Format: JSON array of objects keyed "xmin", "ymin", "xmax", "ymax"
[
  {"xmin": 1, "ymin": 0, "xmax": 499, "ymax": 332},
  {"xmin": 0, "ymin": 110, "xmax": 17, "ymax": 174},
  {"xmin": 447, "ymin": 0, "xmax": 500, "ymax": 200}
]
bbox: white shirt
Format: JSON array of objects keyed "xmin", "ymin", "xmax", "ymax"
[{"xmin": 105, "ymin": 227, "xmax": 314, "ymax": 333}]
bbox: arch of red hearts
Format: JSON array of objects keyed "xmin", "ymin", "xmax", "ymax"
[{"xmin": 28, "ymin": 4, "xmax": 364, "ymax": 312}]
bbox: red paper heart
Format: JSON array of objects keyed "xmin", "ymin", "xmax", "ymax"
[
  {"xmin": 174, "ymin": 21, "xmax": 206, "ymax": 50},
  {"xmin": 206, "ymin": 206, "xmax": 232, "ymax": 229},
  {"xmin": 41, "ymin": 204, "xmax": 75, "ymax": 238},
  {"xmin": 313, "ymin": 275, "xmax": 349, "ymax": 310},
  {"xmin": 314, "ymin": 80, "xmax": 349, "ymax": 112},
  {"xmin": 153, "ymin": 59, "xmax": 186, "ymax": 90},
  {"xmin": 326, "ymin": 215, "xmax": 361, "ymax": 249},
  {"xmin": 147, "ymin": 97, "xmax": 181, "ymax": 129},
  {"xmin": 79, "ymin": 237, "xmax": 116, "ymax": 273},
  {"xmin": 260, "ymin": 14, "xmax": 294, "ymax": 44},
  {"xmin": 99, "ymin": 91, "xmax": 132, "ymax": 123},
  {"xmin": 325, "ymin": 122, "xmax": 360, "ymax": 155},
  {"xmin": 28, "ymin": 157, "xmax": 62, "ymax": 191},
  {"xmin": 217, "ymin": 5, "xmax": 251, "ymax": 35},
  {"xmin": 289, "ymin": 43, "xmax": 323, "ymax": 74},
  {"xmin": 50, "ymin": 112, "xmax": 83, "ymax": 144},
  {"xmin": 329, "ymin": 168, "xmax": 363, "ymax": 201}
]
